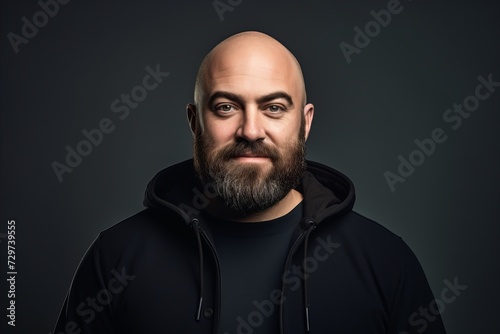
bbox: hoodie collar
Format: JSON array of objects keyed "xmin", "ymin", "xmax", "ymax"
[{"xmin": 144, "ymin": 159, "xmax": 355, "ymax": 225}]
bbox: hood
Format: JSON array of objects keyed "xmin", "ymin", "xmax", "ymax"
[
  {"xmin": 143, "ymin": 158, "xmax": 356, "ymax": 333},
  {"xmin": 144, "ymin": 159, "xmax": 355, "ymax": 225}
]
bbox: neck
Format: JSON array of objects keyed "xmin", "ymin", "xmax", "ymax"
[{"xmin": 207, "ymin": 189, "xmax": 303, "ymax": 223}]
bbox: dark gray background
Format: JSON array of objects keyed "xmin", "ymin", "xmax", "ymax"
[{"xmin": 1, "ymin": 0, "xmax": 499, "ymax": 333}]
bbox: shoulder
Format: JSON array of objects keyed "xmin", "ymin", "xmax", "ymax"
[
  {"xmin": 311, "ymin": 210, "xmax": 426, "ymax": 296},
  {"xmin": 101, "ymin": 208, "xmax": 187, "ymax": 236},
  {"xmin": 317, "ymin": 210, "xmax": 418, "ymax": 266},
  {"xmin": 92, "ymin": 208, "xmax": 193, "ymax": 257},
  {"xmin": 326, "ymin": 210, "xmax": 402, "ymax": 243}
]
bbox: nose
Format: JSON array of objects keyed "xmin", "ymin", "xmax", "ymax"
[{"xmin": 236, "ymin": 108, "xmax": 265, "ymax": 142}]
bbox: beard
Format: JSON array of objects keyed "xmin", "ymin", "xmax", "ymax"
[{"xmin": 193, "ymin": 119, "xmax": 306, "ymax": 216}]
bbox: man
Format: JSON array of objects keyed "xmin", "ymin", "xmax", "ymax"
[{"xmin": 54, "ymin": 31, "xmax": 446, "ymax": 333}]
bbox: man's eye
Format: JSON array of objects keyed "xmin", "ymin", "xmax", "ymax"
[
  {"xmin": 268, "ymin": 105, "xmax": 284, "ymax": 113},
  {"xmin": 215, "ymin": 104, "xmax": 234, "ymax": 113}
]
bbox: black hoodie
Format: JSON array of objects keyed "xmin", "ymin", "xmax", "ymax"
[{"xmin": 54, "ymin": 159, "xmax": 446, "ymax": 334}]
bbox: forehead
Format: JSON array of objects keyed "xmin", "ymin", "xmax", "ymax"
[{"xmin": 204, "ymin": 48, "xmax": 302, "ymax": 100}]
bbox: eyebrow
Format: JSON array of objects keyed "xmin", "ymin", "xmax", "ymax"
[
  {"xmin": 207, "ymin": 91, "xmax": 294, "ymax": 108},
  {"xmin": 257, "ymin": 91, "xmax": 294, "ymax": 107}
]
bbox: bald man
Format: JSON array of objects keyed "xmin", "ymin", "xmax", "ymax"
[
  {"xmin": 189, "ymin": 31, "xmax": 311, "ymax": 222},
  {"xmin": 54, "ymin": 32, "xmax": 446, "ymax": 334}
]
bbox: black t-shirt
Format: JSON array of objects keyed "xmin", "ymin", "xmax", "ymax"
[{"xmin": 206, "ymin": 202, "xmax": 303, "ymax": 334}]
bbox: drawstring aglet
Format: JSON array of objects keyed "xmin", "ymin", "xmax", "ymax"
[
  {"xmin": 305, "ymin": 306, "xmax": 311, "ymax": 333},
  {"xmin": 196, "ymin": 297, "xmax": 203, "ymax": 321}
]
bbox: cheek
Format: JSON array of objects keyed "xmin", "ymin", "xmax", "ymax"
[
  {"xmin": 203, "ymin": 119, "xmax": 236, "ymax": 147},
  {"xmin": 269, "ymin": 120, "xmax": 302, "ymax": 145}
]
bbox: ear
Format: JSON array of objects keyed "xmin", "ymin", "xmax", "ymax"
[
  {"xmin": 303, "ymin": 103, "xmax": 314, "ymax": 141},
  {"xmin": 186, "ymin": 103, "xmax": 197, "ymax": 136}
]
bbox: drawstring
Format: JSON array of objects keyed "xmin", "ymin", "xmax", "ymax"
[
  {"xmin": 303, "ymin": 221, "xmax": 316, "ymax": 333},
  {"xmin": 191, "ymin": 218, "xmax": 204, "ymax": 321},
  {"xmin": 191, "ymin": 216, "xmax": 316, "ymax": 331}
]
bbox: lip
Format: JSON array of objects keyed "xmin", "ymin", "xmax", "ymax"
[
  {"xmin": 236, "ymin": 154, "xmax": 268, "ymax": 157},
  {"xmin": 233, "ymin": 156, "xmax": 270, "ymax": 161}
]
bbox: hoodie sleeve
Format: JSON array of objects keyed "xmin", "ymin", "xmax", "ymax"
[
  {"xmin": 388, "ymin": 239, "xmax": 447, "ymax": 334},
  {"xmin": 53, "ymin": 234, "xmax": 116, "ymax": 334}
]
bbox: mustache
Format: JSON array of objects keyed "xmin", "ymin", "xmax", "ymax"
[{"xmin": 219, "ymin": 141, "xmax": 280, "ymax": 161}]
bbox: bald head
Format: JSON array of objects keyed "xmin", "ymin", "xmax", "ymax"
[{"xmin": 194, "ymin": 31, "xmax": 307, "ymax": 109}]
